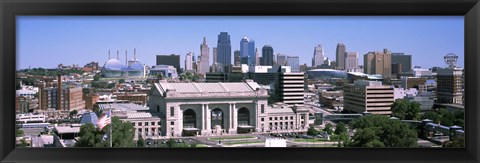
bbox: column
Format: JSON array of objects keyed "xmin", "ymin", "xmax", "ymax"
[
  {"xmin": 201, "ymin": 104, "xmax": 205, "ymax": 130},
  {"xmin": 232, "ymin": 103, "xmax": 237, "ymax": 129},
  {"xmin": 178, "ymin": 107, "xmax": 183, "ymax": 136},
  {"xmin": 229, "ymin": 103, "xmax": 233, "ymax": 129},
  {"xmin": 205, "ymin": 104, "xmax": 211, "ymax": 132}
]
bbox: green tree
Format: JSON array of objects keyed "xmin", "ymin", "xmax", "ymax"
[
  {"xmin": 443, "ymin": 136, "xmax": 464, "ymax": 147},
  {"xmin": 93, "ymin": 74, "xmax": 101, "ymax": 81},
  {"xmin": 16, "ymin": 128, "xmax": 24, "ymax": 137},
  {"xmin": 19, "ymin": 139, "xmax": 29, "ymax": 147},
  {"xmin": 75, "ymin": 123, "xmax": 106, "ymax": 147},
  {"xmin": 323, "ymin": 123, "xmax": 334, "ymax": 135},
  {"xmin": 307, "ymin": 126, "xmax": 319, "ymax": 136},
  {"xmin": 391, "ymin": 99, "xmax": 421, "ymax": 120},
  {"xmin": 349, "ymin": 115, "xmax": 418, "ymax": 147},
  {"xmin": 334, "ymin": 122, "xmax": 347, "ymax": 135},
  {"xmin": 421, "ymin": 111, "xmax": 441, "ymax": 123},
  {"xmin": 137, "ymin": 135, "xmax": 145, "ymax": 147},
  {"xmin": 331, "ymin": 132, "xmax": 350, "ymax": 147},
  {"xmin": 119, "ymin": 79, "xmax": 125, "ymax": 83},
  {"xmin": 166, "ymin": 138, "xmax": 176, "ymax": 147},
  {"xmin": 75, "ymin": 117, "xmax": 135, "ymax": 147},
  {"xmin": 69, "ymin": 110, "xmax": 78, "ymax": 117}
]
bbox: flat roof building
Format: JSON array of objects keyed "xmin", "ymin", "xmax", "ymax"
[{"xmin": 344, "ymin": 80, "xmax": 394, "ymax": 115}]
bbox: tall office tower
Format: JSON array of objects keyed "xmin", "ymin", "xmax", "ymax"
[
  {"xmin": 156, "ymin": 54, "xmax": 181, "ymax": 73},
  {"xmin": 391, "ymin": 53, "xmax": 412, "ymax": 73},
  {"xmin": 212, "ymin": 47, "xmax": 217, "ymax": 64},
  {"xmin": 436, "ymin": 67, "xmax": 464, "ymax": 104},
  {"xmin": 363, "ymin": 49, "xmax": 392, "ymax": 79},
  {"xmin": 275, "ymin": 72, "xmax": 305, "ymax": 107},
  {"xmin": 185, "ymin": 52, "xmax": 193, "ymax": 71},
  {"xmin": 344, "ymin": 80, "xmax": 394, "ymax": 115},
  {"xmin": 336, "ymin": 43, "xmax": 346, "ymax": 70},
  {"xmin": 255, "ymin": 48, "xmax": 260, "ymax": 66},
  {"xmin": 287, "ymin": 56, "xmax": 300, "ymax": 72},
  {"xmin": 262, "ymin": 45, "xmax": 274, "ymax": 66},
  {"xmin": 216, "ymin": 32, "xmax": 232, "ymax": 67},
  {"xmin": 277, "ymin": 54, "xmax": 287, "ymax": 66},
  {"xmin": 312, "ymin": 44, "xmax": 324, "ymax": 67},
  {"xmin": 234, "ymin": 50, "xmax": 241, "ymax": 66},
  {"xmin": 345, "ymin": 52, "xmax": 359, "ymax": 70},
  {"xmin": 240, "ymin": 37, "xmax": 250, "ymax": 65},
  {"xmin": 198, "ymin": 37, "xmax": 210, "ymax": 74},
  {"xmin": 248, "ymin": 40, "xmax": 256, "ymax": 65}
]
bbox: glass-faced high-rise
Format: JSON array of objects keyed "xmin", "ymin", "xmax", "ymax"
[
  {"xmin": 240, "ymin": 37, "xmax": 250, "ymax": 65},
  {"xmin": 217, "ymin": 32, "xmax": 232, "ymax": 67},
  {"xmin": 239, "ymin": 36, "xmax": 256, "ymax": 66},
  {"xmin": 287, "ymin": 56, "xmax": 300, "ymax": 72},
  {"xmin": 262, "ymin": 45, "xmax": 274, "ymax": 66}
]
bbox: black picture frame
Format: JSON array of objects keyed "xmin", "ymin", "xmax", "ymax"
[{"xmin": 1, "ymin": 0, "xmax": 479, "ymax": 162}]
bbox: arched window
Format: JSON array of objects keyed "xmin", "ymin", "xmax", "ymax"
[
  {"xmin": 211, "ymin": 108, "xmax": 224, "ymax": 129},
  {"xmin": 238, "ymin": 108, "xmax": 250, "ymax": 126},
  {"xmin": 183, "ymin": 109, "xmax": 196, "ymax": 128}
]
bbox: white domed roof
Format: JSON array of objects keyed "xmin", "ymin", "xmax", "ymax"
[
  {"xmin": 104, "ymin": 59, "xmax": 126, "ymax": 70},
  {"xmin": 130, "ymin": 62, "xmax": 144, "ymax": 70}
]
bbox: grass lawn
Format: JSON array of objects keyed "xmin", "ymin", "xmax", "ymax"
[
  {"xmin": 208, "ymin": 136, "xmax": 256, "ymax": 141},
  {"xmin": 223, "ymin": 140, "xmax": 264, "ymax": 145},
  {"xmin": 196, "ymin": 144, "xmax": 209, "ymax": 147}
]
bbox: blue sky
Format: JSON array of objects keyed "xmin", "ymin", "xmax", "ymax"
[{"xmin": 17, "ymin": 16, "xmax": 464, "ymax": 70}]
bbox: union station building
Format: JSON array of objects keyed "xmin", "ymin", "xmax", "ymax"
[{"xmin": 148, "ymin": 80, "xmax": 310, "ymax": 137}]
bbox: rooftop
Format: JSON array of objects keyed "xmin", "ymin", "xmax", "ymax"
[{"xmin": 155, "ymin": 82, "xmax": 258, "ymax": 94}]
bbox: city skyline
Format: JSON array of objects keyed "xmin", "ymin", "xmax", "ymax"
[{"xmin": 17, "ymin": 16, "xmax": 464, "ymax": 70}]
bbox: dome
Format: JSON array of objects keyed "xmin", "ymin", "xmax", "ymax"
[
  {"xmin": 130, "ymin": 62, "xmax": 144, "ymax": 70},
  {"xmin": 104, "ymin": 59, "xmax": 126, "ymax": 71}
]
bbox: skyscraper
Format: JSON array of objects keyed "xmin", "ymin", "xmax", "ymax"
[
  {"xmin": 287, "ymin": 56, "xmax": 300, "ymax": 72},
  {"xmin": 277, "ymin": 54, "xmax": 287, "ymax": 66},
  {"xmin": 364, "ymin": 49, "xmax": 392, "ymax": 79},
  {"xmin": 198, "ymin": 37, "xmax": 210, "ymax": 74},
  {"xmin": 185, "ymin": 52, "xmax": 193, "ymax": 71},
  {"xmin": 436, "ymin": 67, "xmax": 464, "ymax": 104},
  {"xmin": 212, "ymin": 47, "xmax": 217, "ymax": 64},
  {"xmin": 336, "ymin": 43, "xmax": 346, "ymax": 70},
  {"xmin": 255, "ymin": 48, "xmax": 260, "ymax": 66},
  {"xmin": 262, "ymin": 45, "xmax": 274, "ymax": 66},
  {"xmin": 312, "ymin": 44, "xmax": 324, "ymax": 67},
  {"xmin": 217, "ymin": 32, "xmax": 232, "ymax": 67},
  {"xmin": 345, "ymin": 52, "xmax": 358, "ymax": 70},
  {"xmin": 234, "ymin": 50, "xmax": 241, "ymax": 66},
  {"xmin": 240, "ymin": 37, "xmax": 250, "ymax": 65},
  {"xmin": 248, "ymin": 40, "xmax": 256, "ymax": 65},
  {"xmin": 392, "ymin": 53, "xmax": 412, "ymax": 73}
]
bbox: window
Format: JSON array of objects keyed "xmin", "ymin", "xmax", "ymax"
[
  {"xmin": 290, "ymin": 116, "xmax": 293, "ymax": 120},
  {"xmin": 170, "ymin": 107, "xmax": 174, "ymax": 116},
  {"xmin": 261, "ymin": 104, "xmax": 265, "ymax": 114},
  {"xmin": 280, "ymin": 117, "xmax": 283, "ymax": 120},
  {"xmin": 274, "ymin": 117, "xmax": 277, "ymax": 120},
  {"xmin": 145, "ymin": 122, "xmax": 149, "ymax": 126},
  {"xmin": 158, "ymin": 121, "xmax": 161, "ymax": 126},
  {"xmin": 269, "ymin": 117, "xmax": 272, "ymax": 121},
  {"xmin": 138, "ymin": 128, "xmax": 142, "ymax": 133},
  {"xmin": 138, "ymin": 122, "xmax": 142, "ymax": 126},
  {"xmin": 131, "ymin": 123, "xmax": 135, "ymax": 126},
  {"xmin": 261, "ymin": 118, "xmax": 264, "ymax": 122},
  {"xmin": 170, "ymin": 121, "xmax": 174, "ymax": 125},
  {"xmin": 157, "ymin": 105, "xmax": 160, "ymax": 112}
]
